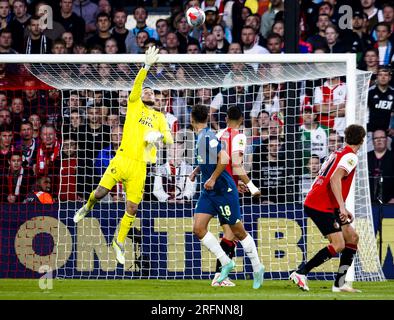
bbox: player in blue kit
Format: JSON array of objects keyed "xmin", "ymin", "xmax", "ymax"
[{"xmin": 189, "ymin": 104, "xmax": 265, "ymax": 289}]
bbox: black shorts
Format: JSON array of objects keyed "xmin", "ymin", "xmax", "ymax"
[{"xmin": 304, "ymin": 205, "xmax": 350, "ymax": 236}]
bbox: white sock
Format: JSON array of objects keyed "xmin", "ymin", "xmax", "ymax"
[
  {"xmin": 240, "ymin": 233, "xmax": 262, "ymax": 272},
  {"xmin": 201, "ymin": 232, "xmax": 231, "ymax": 266}
]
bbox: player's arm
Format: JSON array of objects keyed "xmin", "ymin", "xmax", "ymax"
[
  {"xmin": 189, "ymin": 166, "xmax": 200, "ymax": 182},
  {"xmin": 128, "ymin": 46, "xmax": 159, "ymax": 103},
  {"xmin": 330, "ymin": 168, "xmax": 353, "ymax": 223},
  {"xmin": 159, "ymin": 114, "xmax": 174, "ymax": 145},
  {"xmin": 231, "ymin": 151, "xmax": 260, "ymax": 197},
  {"xmin": 204, "ymin": 150, "xmax": 229, "ymax": 190}
]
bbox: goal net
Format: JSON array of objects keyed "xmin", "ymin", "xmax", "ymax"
[{"xmin": 4, "ymin": 54, "xmax": 385, "ymax": 282}]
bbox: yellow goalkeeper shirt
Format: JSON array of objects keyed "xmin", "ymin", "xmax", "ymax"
[{"xmin": 116, "ymin": 67, "xmax": 173, "ymax": 163}]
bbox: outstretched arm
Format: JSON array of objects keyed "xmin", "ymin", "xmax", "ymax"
[{"xmin": 129, "ymin": 46, "xmax": 159, "ymax": 103}]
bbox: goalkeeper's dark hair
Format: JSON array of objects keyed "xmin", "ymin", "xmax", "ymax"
[
  {"xmin": 226, "ymin": 106, "xmax": 243, "ymax": 121},
  {"xmin": 191, "ymin": 104, "xmax": 209, "ymax": 124},
  {"xmin": 344, "ymin": 124, "xmax": 366, "ymax": 145}
]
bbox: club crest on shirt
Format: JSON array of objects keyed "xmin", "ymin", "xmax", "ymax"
[
  {"xmin": 347, "ymin": 159, "xmax": 355, "ymax": 167},
  {"xmin": 111, "ymin": 167, "xmax": 117, "ymax": 174}
]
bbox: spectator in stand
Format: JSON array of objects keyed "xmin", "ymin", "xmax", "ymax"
[
  {"xmin": 131, "ymin": 6, "xmax": 158, "ymax": 40},
  {"xmin": 60, "ymin": 138, "xmax": 79, "ymax": 201},
  {"xmin": 8, "ymin": 0, "xmax": 30, "ymax": 53},
  {"xmin": 266, "ymin": 32, "xmax": 283, "ymax": 54},
  {"xmin": 212, "ymin": 24, "xmax": 229, "ymax": 53},
  {"xmin": 0, "ymin": 150, "xmax": 34, "ymax": 203},
  {"xmin": 63, "ymin": 109, "xmax": 81, "ymax": 141},
  {"xmin": 301, "ymin": 154, "xmax": 321, "ymax": 200},
  {"xmin": 23, "ymin": 175, "xmax": 54, "ymax": 204},
  {"xmin": 77, "ymin": 105, "xmax": 110, "ymax": 199},
  {"xmin": 34, "ymin": 1, "xmax": 66, "ymax": 42},
  {"xmin": 104, "ymin": 37, "xmax": 118, "ymax": 54},
  {"xmin": 0, "ymin": 28, "xmax": 17, "ymax": 53},
  {"xmin": 383, "ymin": 3, "xmax": 394, "ymax": 34},
  {"xmin": 241, "ymin": 25, "xmax": 269, "ymax": 56},
  {"xmin": 0, "ymin": 109, "xmax": 11, "ymax": 126},
  {"xmin": 245, "ymin": 13, "xmax": 265, "ymax": 47},
  {"xmin": 36, "ymin": 123, "xmax": 61, "ymax": 197},
  {"xmin": 15, "ymin": 120, "xmax": 38, "ymax": 170},
  {"xmin": 73, "ymin": 42, "xmax": 87, "ymax": 53},
  {"xmin": 0, "ymin": 91, "xmax": 7, "ymax": 110},
  {"xmin": 186, "ymin": 42, "xmax": 201, "ymax": 53},
  {"xmin": 368, "ymin": 129, "xmax": 394, "ymax": 204},
  {"xmin": 86, "ymin": 12, "xmax": 112, "ymax": 50},
  {"xmin": 106, "ymin": 110, "xmax": 119, "ymax": 128},
  {"xmin": 325, "ymin": 25, "xmax": 350, "ymax": 53},
  {"xmin": 22, "ymin": 78, "xmax": 48, "ymax": 117},
  {"xmin": 28, "ymin": 114, "xmax": 42, "ymax": 140},
  {"xmin": 57, "ymin": 0, "xmax": 85, "ymax": 45},
  {"xmin": 373, "ymin": 22, "xmax": 394, "ymax": 66},
  {"xmin": 260, "ymin": 0, "xmax": 284, "ymax": 39},
  {"xmin": 327, "ymin": 130, "xmax": 343, "ymax": 154},
  {"xmin": 0, "ymin": 124, "xmax": 14, "ymax": 170},
  {"xmin": 174, "ymin": 13, "xmax": 200, "ymax": 53},
  {"xmin": 314, "ymin": 76, "xmax": 347, "ymax": 136},
  {"xmin": 155, "ymin": 90, "xmax": 179, "ymax": 135},
  {"xmin": 306, "ymin": 14, "xmax": 331, "ymax": 52},
  {"xmin": 51, "ymin": 38, "xmax": 67, "ymax": 54},
  {"xmin": 362, "ymin": 0, "xmax": 384, "ymax": 34},
  {"xmin": 98, "ymin": 0, "xmax": 111, "ymax": 15},
  {"xmin": 166, "ymin": 31, "xmax": 180, "ymax": 54},
  {"xmin": 250, "ymin": 83, "xmax": 282, "ymax": 136},
  {"xmin": 156, "ymin": 18, "xmax": 170, "ymax": 47},
  {"xmin": 367, "ymin": 66, "xmax": 394, "ymax": 149},
  {"xmin": 73, "ymin": 0, "xmax": 99, "ymax": 37},
  {"xmin": 210, "ymin": 72, "xmax": 255, "ymax": 130},
  {"xmin": 202, "ymin": 33, "xmax": 218, "ymax": 53},
  {"xmin": 299, "ymin": 103, "xmax": 329, "ymax": 166},
  {"xmin": 111, "ymin": 7, "xmax": 129, "ymax": 54},
  {"xmin": 360, "ymin": 48, "xmax": 380, "ymax": 85},
  {"xmin": 24, "ymin": 15, "xmax": 51, "ymax": 53},
  {"xmin": 0, "ymin": 0, "xmax": 10, "ymax": 30},
  {"xmin": 135, "ymin": 29, "xmax": 149, "ymax": 53},
  {"xmin": 10, "ymin": 96, "xmax": 26, "ymax": 132},
  {"xmin": 252, "ymin": 134, "xmax": 293, "ymax": 204},
  {"xmin": 62, "ymin": 31, "xmax": 74, "ymax": 53},
  {"xmin": 153, "ymin": 141, "xmax": 196, "ymax": 203}
]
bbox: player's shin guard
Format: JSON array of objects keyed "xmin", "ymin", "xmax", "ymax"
[
  {"xmin": 298, "ymin": 244, "xmax": 337, "ymax": 275},
  {"xmin": 215, "ymin": 238, "xmax": 236, "ymax": 272},
  {"xmin": 334, "ymin": 244, "xmax": 357, "ymax": 288},
  {"xmin": 86, "ymin": 190, "xmax": 99, "ymax": 211},
  {"xmin": 201, "ymin": 232, "xmax": 231, "ymax": 266},
  {"xmin": 117, "ymin": 213, "xmax": 136, "ymax": 244},
  {"xmin": 240, "ymin": 233, "xmax": 261, "ymax": 273}
]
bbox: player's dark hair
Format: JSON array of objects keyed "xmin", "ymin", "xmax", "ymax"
[
  {"xmin": 226, "ymin": 106, "xmax": 243, "ymax": 121},
  {"xmin": 191, "ymin": 104, "xmax": 209, "ymax": 123},
  {"xmin": 344, "ymin": 124, "xmax": 366, "ymax": 145}
]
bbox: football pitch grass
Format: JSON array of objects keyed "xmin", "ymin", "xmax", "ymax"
[{"xmin": 1, "ymin": 279, "xmax": 394, "ymax": 300}]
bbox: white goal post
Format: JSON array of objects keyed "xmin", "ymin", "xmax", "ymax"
[{"xmin": 0, "ymin": 53, "xmax": 385, "ymax": 282}]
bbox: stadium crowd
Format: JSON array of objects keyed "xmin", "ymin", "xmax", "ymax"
[{"xmin": 0, "ymin": 0, "xmax": 393, "ymax": 205}]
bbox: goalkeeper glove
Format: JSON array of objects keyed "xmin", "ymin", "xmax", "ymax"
[
  {"xmin": 145, "ymin": 131, "xmax": 163, "ymax": 144},
  {"xmin": 144, "ymin": 46, "xmax": 159, "ymax": 68}
]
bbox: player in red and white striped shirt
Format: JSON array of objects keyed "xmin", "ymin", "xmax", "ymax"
[
  {"xmin": 212, "ymin": 106, "xmax": 261, "ymax": 286},
  {"xmin": 290, "ymin": 124, "xmax": 366, "ymax": 293}
]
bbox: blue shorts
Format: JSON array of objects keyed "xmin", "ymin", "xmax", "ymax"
[{"xmin": 195, "ymin": 189, "xmax": 241, "ymax": 225}]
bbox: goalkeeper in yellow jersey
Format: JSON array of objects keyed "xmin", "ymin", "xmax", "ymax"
[{"xmin": 73, "ymin": 46, "xmax": 173, "ymax": 264}]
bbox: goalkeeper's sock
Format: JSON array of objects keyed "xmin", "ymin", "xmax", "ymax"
[
  {"xmin": 117, "ymin": 213, "xmax": 136, "ymax": 245},
  {"xmin": 334, "ymin": 244, "xmax": 357, "ymax": 288},
  {"xmin": 215, "ymin": 238, "xmax": 236, "ymax": 272},
  {"xmin": 240, "ymin": 233, "xmax": 262, "ymax": 273},
  {"xmin": 298, "ymin": 244, "xmax": 337, "ymax": 275},
  {"xmin": 201, "ymin": 232, "xmax": 231, "ymax": 267},
  {"xmin": 86, "ymin": 190, "xmax": 98, "ymax": 211}
]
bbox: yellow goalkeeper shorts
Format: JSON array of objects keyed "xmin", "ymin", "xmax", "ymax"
[{"xmin": 99, "ymin": 155, "xmax": 147, "ymax": 204}]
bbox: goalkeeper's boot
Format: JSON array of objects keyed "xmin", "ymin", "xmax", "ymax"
[
  {"xmin": 252, "ymin": 264, "xmax": 265, "ymax": 289},
  {"xmin": 211, "ymin": 273, "xmax": 236, "ymax": 287},
  {"xmin": 73, "ymin": 205, "xmax": 90, "ymax": 223},
  {"xmin": 289, "ymin": 271, "xmax": 309, "ymax": 291},
  {"xmin": 332, "ymin": 283, "xmax": 362, "ymax": 293},
  {"xmin": 112, "ymin": 240, "xmax": 125, "ymax": 265},
  {"xmin": 217, "ymin": 260, "xmax": 236, "ymax": 284}
]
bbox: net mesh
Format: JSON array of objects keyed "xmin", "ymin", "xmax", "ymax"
[{"xmin": 12, "ymin": 61, "xmax": 384, "ymax": 281}]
